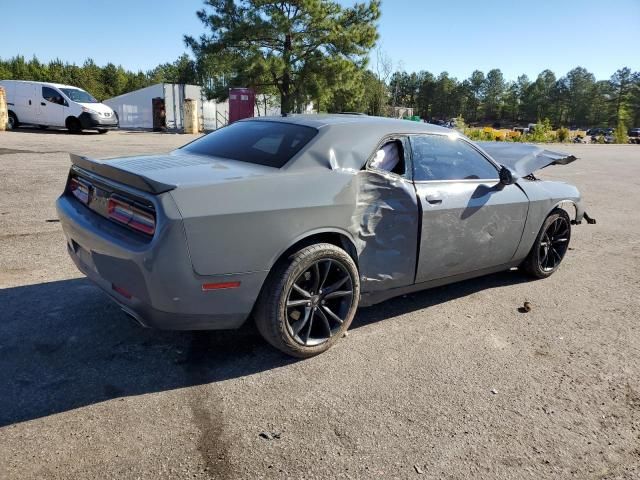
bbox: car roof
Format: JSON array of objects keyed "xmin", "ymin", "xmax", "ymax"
[
  {"xmin": 0, "ymin": 79, "xmax": 82, "ymax": 89},
  {"xmin": 244, "ymin": 114, "xmax": 450, "ymax": 134},
  {"xmin": 239, "ymin": 114, "xmax": 455, "ymax": 171}
]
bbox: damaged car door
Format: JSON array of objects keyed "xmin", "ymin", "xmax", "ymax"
[{"xmin": 410, "ymin": 134, "xmax": 529, "ymax": 283}]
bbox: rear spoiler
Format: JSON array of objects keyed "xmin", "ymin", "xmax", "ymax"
[{"xmin": 69, "ymin": 154, "xmax": 176, "ymax": 194}]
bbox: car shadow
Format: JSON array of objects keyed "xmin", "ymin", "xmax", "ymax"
[
  {"xmin": 0, "ymin": 269, "xmax": 529, "ymax": 427},
  {"xmin": 8, "ymin": 127, "xmax": 102, "ymax": 135},
  {"xmin": 352, "ymin": 268, "xmax": 529, "ymax": 328}
]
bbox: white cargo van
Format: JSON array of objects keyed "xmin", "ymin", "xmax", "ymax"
[{"xmin": 0, "ymin": 80, "xmax": 118, "ymax": 133}]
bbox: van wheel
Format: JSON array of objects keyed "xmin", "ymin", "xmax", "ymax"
[
  {"xmin": 7, "ymin": 112, "xmax": 18, "ymax": 130},
  {"xmin": 66, "ymin": 117, "xmax": 82, "ymax": 134},
  {"xmin": 255, "ymin": 243, "xmax": 360, "ymax": 358}
]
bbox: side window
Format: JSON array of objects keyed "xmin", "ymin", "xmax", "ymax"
[
  {"xmin": 369, "ymin": 139, "xmax": 406, "ymax": 176},
  {"xmin": 410, "ymin": 135, "xmax": 498, "ymax": 181},
  {"xmin": 42, "ymin": 87, "xmax": 65, "ymax": 106}
]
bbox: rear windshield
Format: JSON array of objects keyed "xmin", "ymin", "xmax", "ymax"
[{"xmin": 181, "ymin": 121, "xmax": 318, "ymax": 168}]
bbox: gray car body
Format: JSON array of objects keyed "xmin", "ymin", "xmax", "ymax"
[{"xmin": 56, "ymin": 115, "xmax": 586, "ymax": 330}]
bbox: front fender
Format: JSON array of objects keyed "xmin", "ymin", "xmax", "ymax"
[{"xmin": 512, "ymin": 180, "xmax": 583, "ymax": 262}]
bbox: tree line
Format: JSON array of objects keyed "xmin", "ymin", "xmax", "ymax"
[
  {"xmin": 0, "ymin": 54, "xmax": 200, "ymax": 101},
  {"xmin": 387, "ymin": 67, "xmax": 640, "ymax": 128},
  {"xmin": 2, "ymin": 54, "xmax": 638, "ymax": 129}
]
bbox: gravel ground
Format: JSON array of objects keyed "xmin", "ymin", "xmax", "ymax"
[{"xmin": 0, "ymin": 129, "xmax": 639, "ymax": 479}]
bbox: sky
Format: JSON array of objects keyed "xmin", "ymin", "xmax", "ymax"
[{"xmin": 2, "ymin": 0, "xmax": 639, "ymax": 82}]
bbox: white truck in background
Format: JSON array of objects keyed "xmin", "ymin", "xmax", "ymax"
[{"xmin": 0, "ymin": 80, "xmax": 118, "ymax": 133}]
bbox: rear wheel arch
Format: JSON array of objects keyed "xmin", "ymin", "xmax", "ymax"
[
  {"xmin": 267, "ymin": 230, "xmax": 359, "ymax": 274},
  {"xmin": 251, "ymin": 230, "xmax": 359, "ymax": 312}
]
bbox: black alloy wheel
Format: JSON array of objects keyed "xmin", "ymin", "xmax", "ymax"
[
  {"xmin": 522, "ymin": 209, "xmax": 572, "ymax": 279},
  {"xmin": 285, "ymin": 258, "xmax": 354, "ymax": 346},
  {"xmin": 254, "ymin": 243, "xmax": 360, "ymax": 358},
  {"xmin": 538, "ymin": 215, "xmax": 570, "ymax": 272}
]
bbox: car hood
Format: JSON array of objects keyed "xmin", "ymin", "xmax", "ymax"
[
  {"xmin": 475, "ymin": 142, "xmax": 577, "ymax": 177},
  {"xmin": 78, "ymin": 102, "xmax": 114, "ymax": 115}
]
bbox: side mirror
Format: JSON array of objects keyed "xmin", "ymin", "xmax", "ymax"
[{"xmin": 499, "ymin": 165, "xmax": 516, "ymax": 186}]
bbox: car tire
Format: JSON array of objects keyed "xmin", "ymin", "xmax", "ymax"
[
  {"xmin": 254, "ymin": 243, "xmax": 360, "ymax": 358},
  {"xmin": 7, "ymin": 111, "xmax": 18, "ymax": 130},
  {"xmin": 522, "ymin": 209, "xmax": 571, "ymax": 279},
  {"xmin": 97, "ymin": 129, "xmax": 108, "ymax": 134},
  {"xmin": 66, "ymin": 117, "xmax": 82, "ymax": 134}
]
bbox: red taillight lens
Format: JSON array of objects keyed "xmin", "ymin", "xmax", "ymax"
[
  {"xmin": 108, "ymin": 196, "xmax": 156, "ymax": 235},
  {"xmin": 69, "ymin": 177, "xmax": 90, "ymax": 204}
]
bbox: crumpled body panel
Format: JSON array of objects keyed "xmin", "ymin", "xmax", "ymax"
[
  {"xmin": 475, "ymin": 142, "xmax": 576, "ymax": 177},
  {"xmin": 349, "ymin": 171, "xmax": 419, "ymax": 292}
]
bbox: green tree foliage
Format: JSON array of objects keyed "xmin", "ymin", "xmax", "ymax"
[
  {"xmin": 0, "ymin": 54, "xmax": 212, "ymax": 101},
  {"xmin": 467, "ymin": 70, "xmax": 485, "ymax": 122},
  {"xmin": 385, "ymin": 66, "xmax": 640, "ymax": 128},
  {"xmin": 561, "ymin": 67, "xmax": 596, "ymax": 126},
  {"xmin": 483, "ymin": 69, "xmax": 505, "ymax": 120},
  {"xmin": 148, "ymin": 54, "xmax": 199, "ymax": 85},
  {"xmin": 613, "ymin": 120, "xmax": 628, "ymax": 144},
  {"xmin": 2, "ymin": 51, "xmax": 639, "ymax": 128},
  {"xmin": 185, "ymin": 0, "xmax": 381, "ymax": 114},
  {"xmin": 556, "ymin": 126, "xmax": 569, "ymax": 142},
  {"xmin": 610, "ymin": 67, "xmax": 633, "ymax": 124}
]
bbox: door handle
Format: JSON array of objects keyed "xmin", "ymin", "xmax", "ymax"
[
  {"xmin": 41, "ymin": 102, "xmax": 46, "ymax": 106},
  {"xmin": 425, "ymin": 194, "xmax": 442, "ymax": 205}
]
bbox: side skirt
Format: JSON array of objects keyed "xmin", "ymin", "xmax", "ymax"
[{"xmin": 359, "ymin": 262, "xmax": 519, "ymax": 307}]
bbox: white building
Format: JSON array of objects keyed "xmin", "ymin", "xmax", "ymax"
[
  {"xmin": 105, "ymin": 83, "xmax": 229, "ymax": 131},
  {"xmin": 105, "ymin": 83, "xmax": 283, "ymax": 131}
]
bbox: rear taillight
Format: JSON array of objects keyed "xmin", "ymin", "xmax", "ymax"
[
  {"xmin": 69, "ymin": 177, "xmax": 90, "ymax": 204},
  {"xmin": 108, "ymin": 195, "xmax": 156, "ymax": 235}
]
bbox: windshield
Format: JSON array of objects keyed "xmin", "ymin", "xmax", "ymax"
[
  {"xmin": 181, "ymin": 121, "xmax": 318, "ymax": 168},
  {"xmin": 60, "ymin": 88, "xmax": 98, "ymax": 103}
]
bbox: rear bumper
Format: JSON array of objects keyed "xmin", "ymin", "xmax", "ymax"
[
  {"xmin": 78, "ymin": 112, "xmax": 119, "ymax": 130},
  {"xmin": 56, "ymin": 193, "xmax": 267, "ymax": 330}
]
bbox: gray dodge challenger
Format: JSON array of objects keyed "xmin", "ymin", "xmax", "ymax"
[{"xmin": 56, "ymin": 115, "xmax": 595, "ymax": 357}]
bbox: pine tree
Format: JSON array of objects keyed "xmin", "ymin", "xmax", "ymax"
[{"xmin": 185, "ymin": 0, "xmax": 381, "ymax": 114}]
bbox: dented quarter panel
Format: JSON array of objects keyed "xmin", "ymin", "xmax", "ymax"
[
  {"xmin": 171, "ymin": 164, "xmax": 420, "ymax": 294},
  {"xmin": 171, "ymin": 167, "xmax": 357, "ymax": 275},
  {"xmin": 349, "ymin": 171, "xmax": 419, "ymax": 292}
]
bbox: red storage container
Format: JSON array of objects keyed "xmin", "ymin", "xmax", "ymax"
[{"xmin": 228, "ymin": 88, "xmax": 255, "ymax": 123}]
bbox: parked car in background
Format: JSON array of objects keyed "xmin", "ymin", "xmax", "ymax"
[
  {"xmin": 586, "ymin": 127, "xmax": 613, "ymax": 136},
  {"xmin": 56, "ymin": 115, "xmax": 594, "ymax": 357},
  {"xmin": 628, "ymin": 128, "xmax": 640, "ymax": 144},
  {"xmin": 0, "ymin": 80, "xmax": 118, "ymax": 133},
  {"xmin": 588, "ymin": 127, "xmax": 614, "ymax": 143}
]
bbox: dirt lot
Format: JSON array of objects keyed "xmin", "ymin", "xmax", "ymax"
[{"xmin": 0, "ymin": 129, "xmax": 639, "ymax": 479}]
